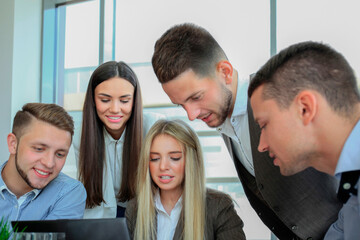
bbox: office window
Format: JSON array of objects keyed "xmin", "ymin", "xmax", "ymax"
[{"xmin": 277, "ymin": 0, "xmax": 360, "ymax": 83}]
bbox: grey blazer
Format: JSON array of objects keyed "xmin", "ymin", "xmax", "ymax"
[
  {"xmin": 125, "ymin": 188, "xmax": 246, "ymax": 240},
  {"xmin": 221, "ymin": 101, "xmax": 342, "ymax": 240}
]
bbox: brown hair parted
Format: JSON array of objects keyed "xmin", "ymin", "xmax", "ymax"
[
  {"xmin": 248, "ymin": 41, "xmax": 360, "ymax": 118},
  {"xmin": 78, "ymin": 61, "xmax": 143, "ymax": 208},
  {"xmin": 152, "ymin": 23, "xmax": 228, "ymax": 84},
  {"xmin": 12, "ymin": 103, "xmax": 74, "ymax": 139}
]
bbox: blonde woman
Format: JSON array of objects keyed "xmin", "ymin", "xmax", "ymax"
[{"xmin": 125, "ymin": 119, "xmax": 245, "ymax": 240}]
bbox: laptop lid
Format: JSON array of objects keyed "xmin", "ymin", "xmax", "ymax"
[{"xmin": 11, "ymin": 218, "xmax": 130, "ymax": 240}]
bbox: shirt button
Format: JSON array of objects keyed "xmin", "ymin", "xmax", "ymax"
[
  {"xmin": 291, "ymin": 225, "xmax": 298, "ymax": 230},
  {"xmin": 232, "ymin": 118, "xmax": 235, "ymax": 123},
  {"xmin": 258, "ymin": 184, "xmax": 264, "ymax": 190},
  {"xmin": 218, "ymin": 127, "xmax": 222, "ymax": 131},
  {"xmin": 15, "ymin": 205, "xmax": 18, "ymax": 209},
  {"xmin": 343, "ymin": 182, "xmax": 351, "ymax": 190}
]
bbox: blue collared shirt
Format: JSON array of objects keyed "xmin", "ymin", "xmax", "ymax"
[
  {"xmin": 325, "ymin": 120, "xmax": 360, "ymax": 240},
  {"xmin": 0, "ymin": 161, "xmax": 86, "ymax": 222}
]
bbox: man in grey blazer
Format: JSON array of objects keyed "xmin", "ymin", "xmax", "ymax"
[{"xmin": 151, "ymin": 23, "xmax": 342, "ymax": 240}]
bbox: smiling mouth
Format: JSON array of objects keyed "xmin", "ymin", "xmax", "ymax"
[
  {"xmin": 199, "ymin": 113, "xmax": 212, "ymax": 122},
  {"xmin": 34, "ymin": 168, "xmax": 51, "ymax": 177},
  {"xmin": 107, "ymin": 116, "xmax": 121, "ymax": 119},
  {"xmin": 160, "ymin": 176, "xmax": 173, "ymax": 179},
  {"xmin": 106, "ymin": 116, "xmax": 122, "ymax": 122}
]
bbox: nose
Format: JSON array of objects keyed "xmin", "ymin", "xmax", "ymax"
[
  {"xmin": 110, "ymin": 101, "xmax": 120, "ymax": 113},
  {"xmin": 183, "ymin": 104, "xmax": 201, "ymax": 121},
  {"xmin": 159, "ymin": 158, "xmax": 169, "ymax": 171},
  {"xmin": 257, "ymin": 132, "xmax": 269, "ymax": 153},
  {"xmin": 41, "ymin": 152, "xmax": 55, "ymax": 169}
]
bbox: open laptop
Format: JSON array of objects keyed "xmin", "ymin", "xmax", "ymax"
[{"xmin": 12, "ymin": 218, "xmax": 130, "ymax": 240}]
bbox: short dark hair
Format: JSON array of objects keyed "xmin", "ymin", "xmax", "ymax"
[
  {"xmin": 12, "ymin": 103, "xmax": 74, "ymax": 139},
  {"xmin": 152, "ymin": 23, "xmax": 227, "ymax": 83},
  {"xmin": 248, "ymin": 41, "xmax": 360, "ymax": 118}
]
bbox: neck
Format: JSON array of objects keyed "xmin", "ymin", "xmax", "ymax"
[
  {"xmin": 228, "ymin": 69, "xmax": 238, "ymax": 117},
  {"xmin": 313, "ymin": 104, "xmax": 360, "ymax": 175},
  {"xmin": 3, "ymin": 155, "xmax": 32, "ymax": 198},
  {"xmin": 159, "ymin": 188, "xmax": 182, "ymax": 215}
]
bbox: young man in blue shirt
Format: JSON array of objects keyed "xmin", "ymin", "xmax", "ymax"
[
  {"xmin": 248, "ymin": 41, "xmax": 360, "ymax": 239},
  {"xmin": 0, "ymin": 103, "xmax": 86, "ymax": 221}
]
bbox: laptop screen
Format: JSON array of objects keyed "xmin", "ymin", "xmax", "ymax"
[{"xmin": 12, "ymin": 218, "xmax": 130, "ymax": 240}]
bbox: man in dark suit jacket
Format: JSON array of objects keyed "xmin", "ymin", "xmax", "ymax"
[{"xmin": 151, "ymin": 23, "xmax": 342, "ymax": 240}]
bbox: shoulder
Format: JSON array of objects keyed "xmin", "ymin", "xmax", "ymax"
[
  {"xmin": 205, "ymin": 188, "xmax": 235, "ymax": 216},
  {"xmin": 125, "ymin": 198, "xmax": 138, "ymax": 234},
  {"xmin": 46, "ymin": 172, "xmax": 86, "ymax": 196},
  {"xmin": 125, "ymin": 198, "xmax": 137, "ymax": 218},
  {"xmin": 206, "ymin": 188, "xmax": 233, "ymax": 203}
]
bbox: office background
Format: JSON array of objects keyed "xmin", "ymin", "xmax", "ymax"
[{"xmin": 1, "ymin": 0, "xmax": 359, "ymax": 239}]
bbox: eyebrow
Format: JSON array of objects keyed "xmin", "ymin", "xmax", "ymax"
[
  {"xmin": 150, "ymin": 151, "xmax": 182, "ymax": 154},
  {"xmin": 184, "ymin": 91, "xmax": 201, "ymax": 103},
  {"xmin": 98, "ymin": 93, "xmax": 132, "ymax": 98},
  {"xmin": 33, "ymin": 143, "xmax": 69, "ymax": 152}
]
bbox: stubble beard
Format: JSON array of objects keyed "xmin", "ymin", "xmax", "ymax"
[
  {"xmin": 15, "ymin": 149, "xmax": 39, "ymax": 190},
  {"xmin": 210, "ymin": 85, "xmax": 233, "ymax": 128}
]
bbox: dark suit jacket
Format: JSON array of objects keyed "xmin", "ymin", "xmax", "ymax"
[
  {"xmin": 125, "ymin": 188, "xmax": 246, "ymax": 240},
  {"xmin": 221, "ymin": 101, "xmax": 342, "ymax": 240}
]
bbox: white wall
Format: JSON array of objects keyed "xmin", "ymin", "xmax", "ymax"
[{"xmin": 0, "ymin": 0, "xmax": 42, "ymax": 164}]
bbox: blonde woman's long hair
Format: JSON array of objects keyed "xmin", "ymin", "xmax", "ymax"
[{"xmin": 134, "ymin": 119, "xmax": 206, "ymax": 240}]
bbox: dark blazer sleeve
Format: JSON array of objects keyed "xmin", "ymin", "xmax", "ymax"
[
  {"xmin": 125, "ymin": 198, "xmax": 137, "ymax": 240},
  {"xmin": 206, "ymin": 188, "xmax": 246, "ymax": 240}
]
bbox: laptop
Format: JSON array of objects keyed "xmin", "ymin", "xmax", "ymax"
[{"xmin": 12, "ymin": 218, "xmax": 130, "ymax": 240}]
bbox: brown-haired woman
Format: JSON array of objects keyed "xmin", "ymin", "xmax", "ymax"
[{"xmin": 73, "ymin": 61, "xmax": 163, "ymax": 218}]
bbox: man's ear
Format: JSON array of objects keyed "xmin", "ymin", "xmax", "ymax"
[
  {"xmin": 216, "ymin": 60, "xmax": 233, "ymax": 85},
  {"xmin": 7, "ymin": 133, "xmax": 18, "ymax": 155},
  {"xmin": 295, "ymin": 91, "xmax": 317, "ymax": 125}
]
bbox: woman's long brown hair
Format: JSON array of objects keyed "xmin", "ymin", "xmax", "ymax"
[{"xmin": 78, "ymin": 61, "xmax": 143, "ymax": 208}]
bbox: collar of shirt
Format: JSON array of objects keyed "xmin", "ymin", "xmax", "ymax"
[
  {"xmin": 154, "ymin": 190, "xmax": 183, "ymax": 240},
  {"xmin": 103, "ymin": 126, "xmax": 126, "ymax": 144},
  {"xmin": 334, "ymin": 120, "xmax": 360, "ymax": 180},
  {"xmin": 154, "ymin": 189, "xmax": 183, "ymax": 216},
  {"xmin": 217, "ymin": 77, "xmax": 249, "ymax": 135},
  {"xmin": 0, "ymin": 161, "xmax": 40, "ymax": 201}
]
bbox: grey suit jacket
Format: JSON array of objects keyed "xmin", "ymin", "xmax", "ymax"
[
  {"xmin": 125, "ymin": 188, "xmax": 246, "ymax": 240},
  {"xmin": 221, "ymin": 101, "xmax": 342, "ymax": 240}
]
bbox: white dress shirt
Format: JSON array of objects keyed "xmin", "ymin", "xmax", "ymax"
[
  {"xmin": 154, "ymin": 190, "xmax": 182, "ymax": 240},
  {"xmin": 217, "ymin": 77, "xmax": 255, "ymax": 176}
]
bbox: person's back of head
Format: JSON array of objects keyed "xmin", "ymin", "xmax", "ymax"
[
  {"xmin": 248, "ymin": 41, "xmax": 360, "ymax": 119},
  {"xmin": 152, "ymin": 23, "xmax": 228, "ymax": 83}
]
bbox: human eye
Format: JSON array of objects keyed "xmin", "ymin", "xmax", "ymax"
[
  {"xmin": 32, "ymin": 146, "xmax": 44, "ymax": 152},
  {"xmin": 100, "ymin": 99, "xmax": 110, "ymax": 103},
  {"xmin": 56, "ymin": 152, "xmax": 66, "ymax": 158},
  {"xmin": 192, "ymin": 94, "xmax": 202, "ymax": 101},
  {"xmin": 150, "ymin": 154, "xmax": 160, "ymax": 161},
  {"xmin": 170, "ymin": 153, "xmax": 182, "ymax": 161},
  {"xmin": 120, "ymin": 100, "xmax": 130, "ymax": 104}
]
